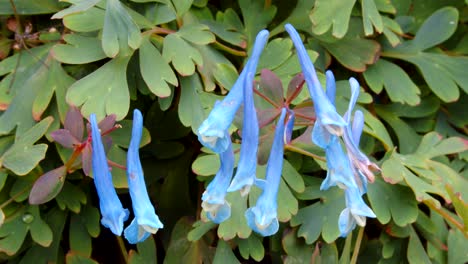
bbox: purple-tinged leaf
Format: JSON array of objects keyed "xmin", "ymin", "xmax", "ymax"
[
  {"xmin": 258, "ymin": 108, "xmax": 281, "ymax": 128},
  {"xmin": 65, "ymin": 106, "xmax": 84, "ymax": 141},
  {"xmin": 286, "ymin": 73, "xmax": 305, "ymax": 104},
  {"xmin": 258, "ymin": 129, "xmax": 275, "ymax": 165},
  {"xmin": 29, "ymin": 166, "xmax": 67, "ymax": 205},
  {"xmin": 258, "ymin": 69, "xmax": 284, "ymax": 106},
  {"xmin": 293, "ymin": 104, "xmax": 315, "ymax": 123},
  {"xmin": 99, "ymin": 114, "xmax": 117, "ymax": 134},
  {"xmin": 82, "ymin": 144, "xmax": 92, "ymax": 176},
  {"xmin": 50, "ymin": 129, "xmax": 80, "ymax": 149}
]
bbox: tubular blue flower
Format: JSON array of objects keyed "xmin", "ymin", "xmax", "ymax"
[
  {"xmin": 245, "ymin": 108, "xmax": 287, "ymax": 237},
  {"xmin": 312, "ymin": 70, "xmax": 339, "ymax": 148},
  {"xmin": 226, "ymin": 47, "xmax": 262, "ymax": 196},
  {"xmin": 197, "ymin": 30, "xmax": 269, "ymax": 153},
  {"xmin": 124, "ymin": 109, "xmax": 163, "ymax": 244},
  {"xmin": 321, "ymin": 136, "xmax": 359, "ymax": 191},
  {"xmin": 284, "ymin": 109, "xmax": 295, "ymax": 144},
  {"xmin": 338, "ymin": 187, "xmax": 376, "ymax": 237},
  {"xmin": 201, "ymin": 135, "xmax": 235, "ymax": 223},
  {"xmin": 285, "ymin": 24, "xmax": 346, "ymax": 142},
  {"xmin": 90, "ymin": 114, "xmax": 129, "ymax": 236},
  {"xmin": 342, "ymin": 79, "xmax": 380, "ymax": 184}
]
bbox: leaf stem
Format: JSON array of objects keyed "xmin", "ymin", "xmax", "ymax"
[
  {"xmin": 284, "ymin": 144, "xmax": 326, "ymax": 161},
  {"xmin": 423, "ymin": 200, "xmax": 467, "ymax": 238},
  {"xmin": 108, "ymin": 159, "xmax": 127, "ymax": 171},
  {"xmin": 116, "ymin": 236, "xmax": 129, "ymax": 263},
  {"xmin": 350, "ymin": 226, "xmax": 364, "ymax": 264},
  {"xmin": 253, "ymin": 88, "xmax": 280, "ymax": 108},
  {"xmin": 212, "ymin": 41, "xmax": 247, "ymax": 57}
]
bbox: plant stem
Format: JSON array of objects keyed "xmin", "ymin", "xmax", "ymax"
[
  {"xmin": 253, "ymin": 88, "xmax": 280, "ymax": 108},
  {"xmin": 116, "ymin": 236, "xmax": 129, "ymax": 263},
  {"xmin": 423, "ymin": 200, "xmax": 467, "ymax": 238},
  {"xmin": 284, "ymin": 144, "xmax": 326, "ymax": 161},
  {"xmin": 212, "ymin": 41, "xmax": 247, "ymax": 57},
  {"xmin": 350, "ymin": 227, "xmax": 364, "ymax": 264}
]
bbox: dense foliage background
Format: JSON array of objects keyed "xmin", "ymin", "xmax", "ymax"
[{"xmin": 0, "ymin": 0, "xmax": 467, "ymax": 263}]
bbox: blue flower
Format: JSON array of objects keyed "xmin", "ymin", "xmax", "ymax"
[
  {"xmin": 245, "ymin": 108, "xmax": 287, "ymax": 236},
  {"xmin": 320, "ymin": 136, "xmax": 359, "ymax": 191},
  {"xmin": 197, "ymin": 30, "xmax": 269, "ymax": 153},
  {"xmin": 201, "ymin": 135, "xmax": 235, "ymax": 223},
  {"xmin": 311, "ymin": 70, "xmax": 340, "ymax": 148},
  {"xmin": 226, "ymin": 49, "xmax": 262, "ymax": 196},
  {"xmin": 285, "ymin": 24, "xmax": 347, "ymax": 143},
  {"xmin": 338, "ymin": 187, "xmax": 376, "ymax": 237},
  {"xmin": 123, "ymin": 109, "xmax": 163, "ymax": 244},
  {"xmin": 90, "ymin": 114, "xmax": 129, "ymax": 235},
  {"xmin": 342, "ymin": 79, "xmax": 380, "ymax": 184}
]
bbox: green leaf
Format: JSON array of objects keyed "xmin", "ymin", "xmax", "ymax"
[
  {"xmin": 213, "ymin": 240, "xmax": 240, "ymax": 264},
  {"xmin": 407, "ymin": 227, "xmax": 432, "ymax": 264},
  {"xmin": 363, "ymin": 59, "xmax": 420, "ymax": 105},
  {"xmin": 102, "ymin": 0, "xmax": 142, "ymax": 57},
  {"xmin": 106, "ymin": 145, "xmax": 130, "ymax": 188},
  {"xmin": 27, "ymin": 205, "xmax": 53, "ymax": 247},
  {"xmin": 415, "ymin": 132, "xmax": 468, "ymax": 159},
  {"xmin": 270, "ymin": 0, "xmax": 314, "ymax": 35},
  {"xmin": 448, "ymin": 229, "xmax": 468, "ymax": 264},
  {"xmin": 51, "ymin": 0, "xmax": 101, "ymax": 19},
  {"xmin": 0, "ymin": 0, "xmax": 61, "ymax": 15},
  {"xmin": 367, "ymin": 178, "xmax": 418, "ymax": 226},
  {"xmin": 29, "ymin": 166, "xmax": 67, "ymax": 205},
  {"xmin": 217, "ymin": 191, "xmax": 251, "ymax": 240},
  {"xmin": 163, "ymin": 33, "xmax": 203, "ymax": 76},
  {"xmin": 66, "ymin": 55, "xmax": 132, "ymax": 121},
  {"xmin": 195, "ymin": 44, "xmax": 235, "ymax": 92},
  {"xmin": 383, "ymin": 7, "xmax": 467, "ymax": 102},
  {"xmin": 63, "ymin": 7, "xmax": 104, "ymax": 32},
  {"xmin": 178, "ymin": 74, "xmax": 205, "ymax": 132},
  {"xmin": 110, "ymin": 119, "xmax": 151, "ymax": 148},
  {"xmin": 258, "ymin": 38, "xmax": 293, "ymax": 71},
  {"xmin": 0, "ymin": 117, "xmax": 52, "ymax": 175},
  {"xmin": 282, "ymin": 229, "xmax": 314, "ymax": 264},
  {"xmin": 361, "ymin": 0, "xmax": 384, "ymax": 35},
  {"xmin": 164, "ymin": 217, "xmax": 212, "ymax": 264},
  {"xmin": 292, "ymin": 179, "xmax": 345, "ymax": 244},
  {"xmin": 192, "ymin": 154, "xmax": 219, "ymax": 176},
  {"xmin": 187, "ymin": 221, "xmax": 216, "ymax": 241},
  {"xmin": 169, "ymin": 0, "xmax": 193, "ymax": 17},
  {"xmin": 69, "ymin": 214, "xmax": 92, "ymax": 256},
  {"xmin": 66, "ymin": 253, "xmax": 99, "ymax": 264},
  {"xmin": 128, "ymin": 236, "xmax": 158, "ymax": 264},
  {"xmin": 411, "ymin": 7, "xmax": 458, "ymax": 51},
  {"xmin": 52, "ymin": 34, "xmax": 107, "ymax": 64},
  {"xmin": 55, "ymin": 182, "xmax": 87, "ymax": 213},
  {"xmin": 282, "ymin": 159, "xmax": 305, "ymax": 193},
  {"xmin": 178, "ymin": 23, "xmax": 215, "ymax": 45},
  {"xmin": 202, "ymin": 9, "xmax": 245, "ymax": 47},
  {"xmin": 446, "ymin": 185, "xmax": 468, "ymax": 234},
  {"xmin": 32, "ymin": 60, "xmax": 75, "ymax": 122},
  {"xmin": 0, "ymin": 45, "xmax": 54, "ymax": 136},
  {"xmin": 140, "ymin": 37, "xmax": 178, "ymax": 97},
  {"xmin": 320, "ymin": 34, "xmax": 380, "ymax": 72},
  {"xmin": 239, "ymin": 0, "xmax": 276, "ymax": 46},
  {"xmin": 237, "ymin": 235, "xmax": 264, "ymax": 262},
  {"xmin": 310, "ymin": 0, "xmax": 356, "ymax": 38}
]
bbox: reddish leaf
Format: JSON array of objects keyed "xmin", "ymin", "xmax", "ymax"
[
  {"xmin": 98, "ymin": 114, "xmax": 117, "ymax": 133},
  {"xmin": 65, "ymin": 106, "xmax": 84, "ymax": 141},
  {"xmin": 286, "ymin": 73, "xmax": 305, "ymax": 104},
  {"xmin": 258, "ymin": 69, "xmax": 284, "ymax": 106},
  {"xmin": 29, "ymin": 166, "xmax": 67, "ymax": 205},
  {"xmin": 258, "ymin": 108, "xmax": 281, "ymax": 127},
  {"xmin": 82, "ymin": 145, "xmax": 92, "ymax": 176},
  {"xmin": 50, "ymin": 129, "xmax": 80, "ymax": 148}
]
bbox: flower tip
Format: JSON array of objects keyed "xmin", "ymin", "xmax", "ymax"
[
  {"xmin": 202, "ymin": 201, "xmax": 231, "ymax": 224},
  {"xmin": 245, "ymin": 208, "xmax": 279, "ymax": 237},
  {"xmin": 101, "ymin": 208, "xmax": 129, "ymax": 236}
]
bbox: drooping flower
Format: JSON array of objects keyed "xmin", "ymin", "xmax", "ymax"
[
  {"xmin": 201, "ymin": 134, "xmax": 235, "ymax": 223},
  {"xmin": 124, "ymin": 109, "xmax": 163, "ymax": 244},
  {"xmin": 338, "ymin": 187, "xmax": 376, "ymax": 237},
  {"xmin": 311, "ymin": 70, "xmax": 339, "ymax": 148},
  {"xmin": 320, "ymin": 136, "xmax": 359, "ymax": 191},
  {"xmin": 285, "ymin": 24, "xmax": 347, "ymax": 142},
  {"xmin": 226, "ymin": 50, "xmax": 262, "ymax": 196},
  {"xmin": 245, "ymin": 108, "xmax": 287, "ymax": 236},
  {"xmin": 90, "ymin": 114, "xmax": 129, "ymax": 235},
  {"xmin": 342, "ymin": 79, "xmax": 380, "ymax": 184},
  {"xmin": 197, "ymin": 30, "xmax": 269, "ymax": 153}
]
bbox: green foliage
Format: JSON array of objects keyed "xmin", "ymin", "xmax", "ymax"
[{"xmin": 0, "ymin": 0, "xmax": 467, "ymax": 262}]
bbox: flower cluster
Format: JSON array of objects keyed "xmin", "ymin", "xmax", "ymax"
[
  {"xmin": 89, "ymin": 109, "xmax": 163, "ymax": 243},
  {"xmin": 198, "ymin": 24, "xmax": 379, "ymax": 237}
]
